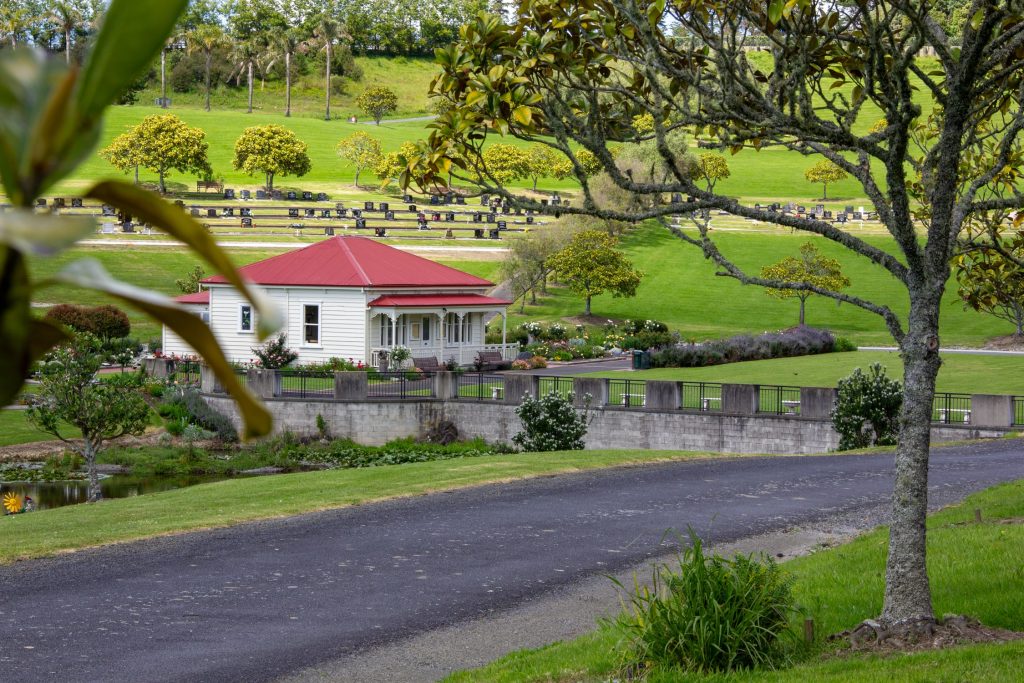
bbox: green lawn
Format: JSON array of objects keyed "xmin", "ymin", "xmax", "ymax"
[
  {"xmin": 0, "ymin": 410, "xmax": 74, "ymax": 447},
  {"xmin": 588, "ymin": 350, "xmax": 1024, "ymax": 396},
  {"xmin": 444, "ymin": 479, "xmax": 1024, "ymax": 682},
  {"xmin": 0, "ymin": 449, "xmax": 746, "ymax": 564}
]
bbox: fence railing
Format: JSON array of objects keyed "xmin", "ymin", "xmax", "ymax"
[
  {"xmin": 758, "ymin": 385, "xmax": 802, "ymax": 415},
  {"xmin": 932, "ymin": 393, "xmax": 972, "ymax": 424},
  {"xmin": 681, "ymin": 382, "xmax": 723, "ymax": 411},
  {"xmin": 608, "ymin": 378, "xmax": 647, "ymax": 408},
  {"xmin": 1015, "ymin": 397, "xmax": 1024, "ymax": 426},
  {"xmin": 278, "ymin": 370, "xmax": 334, "ymax": 399},
  {"xmin": 172, "ymin": 360, "xmax": 202, "ymax": 386},
  {"xmin": 367, "ymin": 370, "xmax": 435, "ymax": 399},
  {"xmin": 456, "ymin": 372, "xmax": 506, "ymax": 401},
  {"xmin": 538, "ymin": 376, "xmax": 574, "ymax": 399}
]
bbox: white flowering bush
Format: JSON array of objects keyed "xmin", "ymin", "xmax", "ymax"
[
  {"xmin": 521, "ymin": 321, "xmax": 544, "ymax": 336},
  {"xmin": 513, "ymin": 391, "xmax": 589, "ymax": 452},
  {"xmin": 831, "ymin": 363, "xmax": 902, "ymax": 450}
]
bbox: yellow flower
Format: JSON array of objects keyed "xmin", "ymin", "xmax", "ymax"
[{"xmin": 3, "ymin": 492, "xmax": 23, "ymax": 514}]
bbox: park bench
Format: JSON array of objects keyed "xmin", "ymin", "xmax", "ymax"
[
  {"xmin": 621, "ymin": 392, "xmax": 645, "ymax": 407},
  {"xmin": 412, "ymin": 356, "xmax": 441, "ymax": 372},
  {"xmin": 476, "ymin": 350, "xmax": 510, "ymax": 371},
  {"xmin": 196, "ymin": 180, "xmax": 222, "ymax": 193},
  {"xmin": 782, "ymin": 400, "xmax": 801, "ymax": 415},
  {"xmin": 938, "ymin": 408, "xmax": 971, "ymax": 424}
]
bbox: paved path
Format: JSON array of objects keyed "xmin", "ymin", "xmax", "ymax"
[
  {"xmin": 860, "ymin": 345, "xmax": 1024, "ymax": 356},
  {"xmin": 77, "ymin": 239, "xmax": 508, "ymax": 254},
  {"xmin": 2, "ymin": 440, "xmax": 1023, "ymax": 682}
]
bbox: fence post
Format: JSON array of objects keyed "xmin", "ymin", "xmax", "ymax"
[
  {"xmin": 800, "ymin": 387, "xmax": 837, "ymax": 419},
  {"xmin": 334, "ymin": 371, "xmax": 368, "ymax": 400},
  {"xmin": 721, "ymin": 384, "xmax": 759, "ymax": 414},
  {"xmin": 573, "ymin": 377, "xmax": 608, "ymax": 408},
  {"xmin": 970, "ymin": 394, "xmax": 1013, "ymax": 428},
  {"xmin": 645, "ymin": 381, "xmax": 681, "ymax": 411},
  {"xmin": 141, "ymin": 357, "xmax": 173, "ymax": 378},
  {"xmin": 199, "ymin": 364, "xmax": 223, "ymax": 394},
  {"xmin": 503, "ymin": 374, "xmax": 538, "ymax": 405},
  {"xmin": 433, "ymin": 371, "xmax": 459, "ymax": 400}
]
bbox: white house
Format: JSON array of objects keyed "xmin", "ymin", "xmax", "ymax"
[{"xmin": 164, "ymin": 236, "xmax": 516, "ymax": 366}]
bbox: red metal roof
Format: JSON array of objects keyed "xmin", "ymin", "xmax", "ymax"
[
  {"xmin": 202, "ymin": 236, "xmax": 494, "ymax": 288},
  {"xmin": 368, "ymin": 294, "xmax": 511, "ymax": 308},
  {"xmin": 174, "ymin": 291, "xmax": 210, "ymax": 304}
]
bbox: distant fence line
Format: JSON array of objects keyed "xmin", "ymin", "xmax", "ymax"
[{"xmin": 144, "ymin": 359, "xmax": 1024, "ymax": 429}]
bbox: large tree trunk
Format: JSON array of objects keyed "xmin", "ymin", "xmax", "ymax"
[
  {"xmin": 266, "ymin": 172, "xmax": 274, "ymax": 191},
  {"xmin": 65, "ymin": 29, "xmax": 71, "ymax": 64},
  {"xmin": 324, "ymin": 43, "xmax": 332, "ymax": 121},
  {"xmin": 159, "ymin": 169, "xmax": 166, "ymax": 194},
  {"xmin": 247, "ymin": 62, "xmax": 253, "ymax": 113},
  {"xmin": 285, "ymin": 52, "xmax": 292, "ymax": 117},
  {"xmin": 881, "ymin": 294, "xmax": 942, "ymax": 628},
  {"xmin": 204, "ymin": 52, "xmax": 212, "ymax": 111},
  {"xmin": 799, "ymin": 296, "xmax": 806, "ymax": 326},
  {"xmin": 161, "ymin": 50, "xmax": 167, "ymax": 108},
  {"xmin": 84, "ymin": 440, "xmax": 102, "ymax": 502},
  {"xmin": 584, "ymin": 294, "xmax": 592, "ymax": 316}
]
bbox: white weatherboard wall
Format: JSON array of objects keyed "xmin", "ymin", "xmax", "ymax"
[
  {"xmin": 161, "ymin": 304, "xmax": 205, "ymax": 357},
  {"xmin": 208, "ymin": 285, "xmax": 367, "ymax": 363}
]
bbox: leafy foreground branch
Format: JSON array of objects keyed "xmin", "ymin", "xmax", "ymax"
[{"xmin": 414, "ymin": 0, "xmax": 1024, "ymax": 636}]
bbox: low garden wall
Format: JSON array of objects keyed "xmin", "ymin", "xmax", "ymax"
[{"xmin": 195, "ymin": 368, "xmax": 1017, "ymax": 455}]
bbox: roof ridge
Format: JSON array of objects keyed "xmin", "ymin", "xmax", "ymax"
[{"xmin": 337, "ymin": 236, "xmax": 371, "ymax": 286}]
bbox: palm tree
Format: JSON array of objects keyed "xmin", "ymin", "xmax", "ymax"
[
  {"xmin": 268, "ymin": 30, "xmax": 302, "ymax": 118},
  {"xmin": 0, "ymin": 5, "xmax": 29, "ymax": 48},
  {"xmin": 50, "ymin": 1, "xmax": 83, "ymax": 64},
  {"xmin": 230, "ymin": 39, "xmax": 260, "ymax": 114},
  {"xmin": 312, "ymin": 17, "xmax": 348, "ymax": 121},
  {"xmin": 186, "ymin": 24, "xmax": 227, "ymax": 112}
]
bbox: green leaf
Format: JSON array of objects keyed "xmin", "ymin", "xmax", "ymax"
[
  {"xmin": 85, "ymin": 180, "xmax": 282, "ymax": 338},
  {"xmin": 27, "ymin": 319, "xmax": 70, "ymax": 363},
  {"xmin": 0, "ymin": 210, "xmax": 95, "ymax": 256},
  {"xmin": 47, "ymin": 259, "xmax": 272, "ymax": 440},
  {"xmin": 768, "ymin": 0, "xmax": 784, "ymax": 25},
  {"xmin": 76, "ymin": 0, "xmax": 188, "ymax": 120},
  {"xmin": 970, "ymin": 9, "xmax": 984, "ymax": 31},
  {"xmin": 0, "ymin": 246, "xmax": 30, "ymax": 406}
]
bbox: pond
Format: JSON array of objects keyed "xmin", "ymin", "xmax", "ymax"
[{"xmin": 1, "ymin": 473, "xmax": 236, "ymax": 511}]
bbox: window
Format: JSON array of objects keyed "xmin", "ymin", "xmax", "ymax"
[
  {"xmin": 239, "ymin": 304, "xmax": 253, "ymax": 332},
  {"xmin": 303, "ymin": 304, "xmax": 320, "ymax": 345},
  {"xmin": 410, "ymin": 321, "xmax": 422, "ymax": 341},
  {"xmin": 200, "ymin": 310, "xmax": 210, "ymax": 324},
  {"xmin": 379, "ymin": 315, "xmax": 393, "ymax": 346},
  {"xmin": 445, "ymin": 313, "xmax": 473, "ymax": 343},
  {"xmin": 422, "ymin": 316, "xmax": 431, "ymax": 341}
]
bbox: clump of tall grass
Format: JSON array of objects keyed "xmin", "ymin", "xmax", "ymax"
[{"xmin": 610, "ymin": 531, "xmax": 800, "ymax": 676}]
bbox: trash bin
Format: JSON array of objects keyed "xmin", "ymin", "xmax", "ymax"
[{"xmin": 632, "ymin": 350, "xmax": 651, "ymax": 370}]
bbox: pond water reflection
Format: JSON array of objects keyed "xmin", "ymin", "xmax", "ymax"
[{"xmin": 1, "ymin": 474, "xmax": 234, "ymax": 510}]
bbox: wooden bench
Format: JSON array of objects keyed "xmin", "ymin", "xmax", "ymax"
[
  {"xmin": 782, "ymin": 400, "xmax": 801, "ymax": 415},
  {"xmin": 412, "ymin": 356, "xmax": 441, "ymax": 372},
  {"xmin": 197, "ymin": 180, "xmax": 223, "ymax": 193},
  {"xmin": 475, "ymin": 350, "xmax": 510, "ymax": 371}
]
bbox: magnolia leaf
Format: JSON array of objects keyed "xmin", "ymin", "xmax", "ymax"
[
  {"xmin": 768, "ymin": 0, "xmax": 784, "ymax": 24},
  {"xmin": 76, "ymin": 0, "xmax": 188, "ymax": 121},
  {"xmin": 0, "ymin": 246, "xmax": 30, "ymax": 407},
  {"xmin": 0, "ymin": 210, "xmax": 95, "ymax": 256},
  {"xmin": 86, "ymin": 180, "xmax": 282, "ymax": 338},
  {"xmin": 27, "ymin": 318, "xmax": 70, "ymax": 363},
  {"xmin": 47, "ymin": 258, "xmax": 272, "ymax": 439}
]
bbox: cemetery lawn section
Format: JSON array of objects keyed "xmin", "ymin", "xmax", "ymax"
[
  {"xmin": 443, "ymin": 480, "xmax": 1024, "ymax": 683},
  {"xmin": 0, "ymin": 449, "xmax": 745, "ymax": 564},
  {"xmin": 590, "ymin": 350, "xmax": 1024, "ymax": 396}
]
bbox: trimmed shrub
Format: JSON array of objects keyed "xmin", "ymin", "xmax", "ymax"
[
  {"xmin": 513, "ymin": 391, "xmax": 588, "ymax": 452},
  {"xmin": 831, "ymin": 363, "xmax": 902, "ymax": 450},
  {"xmin": 651, "ymin": 327, "xmax": 835, "ymax": 368},
  {"xmin": 44, "ymin": 304, "xmax": 131, "ymax": 338},
  {"xmin": 612, "ymin": 532, "xmax": 798, "ymax": 675}
]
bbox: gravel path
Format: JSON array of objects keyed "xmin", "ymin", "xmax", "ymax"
[{"xmin": 2, "ymin": 439, "xmax": 1022, "ymax": 682}]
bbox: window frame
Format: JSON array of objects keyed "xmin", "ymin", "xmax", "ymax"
[
  {"xmin": 302, "ymin": 302, "xmax": 322, "ymax": 347},
  {"xmin": 238, "ymin": 304, "xmax": 254, "ymax": 333}
]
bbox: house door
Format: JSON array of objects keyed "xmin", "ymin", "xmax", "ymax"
[{"xmin": 407, "ymin": 315, "xmax": 432, "ymax": 348}]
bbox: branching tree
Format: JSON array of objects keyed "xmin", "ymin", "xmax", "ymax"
[
  {"xmin": 356, "ymin": 85, "xmax": 399, "ymax": 125},
  {"xmin": 692, "ymin": 153, "xmax": 731, "ymax": 193},
  {"xmin": 761, "ymin": 242, "xmax": 851, "ymax": 326},
  {"xmin": 525, "ymin": 143, "xmax": 562, "ymax": 191},
  {"xmin": 481, "ymin": 143, "xmax": 531, "ymax": 186},
  {"xmin": 101, "ymin": 114, "xmax": 212, "ymax": 194},
  {"xmin": 27, "ymin": 335, "xmax": 150, "ymax": 502},
  {"xmin": 804, "ymin": 159, "xmax": 848, "ymax": 200},
  {"xmin": 955, "ymin": 227, "xmax": 1024, "ymax": 336},
  {"xmin": 374, "ymin": 141, "xmax": 421, "ymax": 188},
  {"xmin": 336, "ymin": 131, "xmax": 383, "ymax": 187},
  {"xmin": 413, "ymin": 1, "xmax": 1024, "ymax": 635},
  {"xmin": 233, "ymin": 124, "xmax": 311, "ymax": 190},
  {"xmin": 546, "ymin": 229, "xmax": 642, "ymax": 316}
]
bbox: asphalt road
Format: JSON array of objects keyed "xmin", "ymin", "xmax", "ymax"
[{"xmin": 2, "ymin": 440, "xmax": 1023, "ymax": 683}]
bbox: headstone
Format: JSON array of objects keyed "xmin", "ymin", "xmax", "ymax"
[
  {"xmin": 222, "ymin": 207, "xmax": 234, "ymax": 217},
  {"xmin": 256, "ymin": 190, "xmax": 267, "ymax": 200},
  {"xmin": 754, "ymin": 203, "xmax": 762, "ymax": 210},
  {"xmin": 379, "ymin": 202, "xmax": 389, "ymax": 212},
  {"xmin": 474, "ymin": 228, "xmax": 485, "ymax": 239},
  {"xmin": 122, "ymin": 221, "xmax": 134, "ymax": 233},
  {"xmin": 101, "ymin": 222, "xmax": 115, "ymax": 234},
  {"xmin": 429, "ymin": 195, "xmax": 440, "ymax": 206},
  {"xmin": 672, "ymin": 193, "xmax": 683, "ymax": 203},
  {"xmin": 815, "ymin": 204, "xmax": 825, "ymax": 213},
  {"xmin": 207, "ymin": 208, "xmax": 218, "ymax": 218},
  {"xmin": 486, "ymin": 213, "xmax": 496, "ymax": 223},
  {"xmin": 304, "ymin": 208, "xmax": 315, "ymax": 218},
  {"xmin": 355, "ymin": 218, "xmax": 366, "ymax": 229},
  {"xmin": 288, "ymin": 208, "xmax": 299, "ymax": 218},
  {"xmin": 445, "ymin": 212, "xmax": 455, "ymax": 222},
  {"xmin": 36, "ymin": 198, "xmax": 47, "ymax": 207},
  {"xmin": 320, "ymin": 209, "xmax": 331, "ymax": 218},
  {"xmin": 402, "ymin": 194, "xmax": 413, "ymax": 203},
  {"xmin": 70, "ymin": 198, "xmax": 83, "ymax": 209},
  {"xmin": 526, "ymin": 216, "xmax": 534, "ymax": 224},
  {"xmin": 336, "ymin": 208, "xmax": 348, "ymax": 217},
  {"xmin": 325, "ymin": 227, "xmax": 335, "ymax": 236},
  {"xmin": 385, "ymin": 210, "xmax": 395, "ymax": 220},
  {"xmin": 101, "ymin": 204, "xmax": 116, "ymax": 216},
  {"xmin": 431, "ymin": 212, "xmax": 441, "ymax": 221},
  {"xmin": 837, "ymin": 213, "xmax": 847, "ymax": 223},
  {"xmin": 302, "ymin": 191, "xmax": 313, "ymax": 201},
  {"xmin": 190, "ymin": 208, "xmax": 201, "ymax": 217},
  {"xmin": 480, "ymin": 195, "xmax": 490, "ymax": 206},
  {"xmin": 541, "ymin": 199, "xmax": 549, "ymax": 206},
  {"xmin": 364, "ymin": 201, "xmax": 374, "ymax": 211},
  {"xmin": 551, "ymin": 196, "xmax": 561, "ymax": 206},
  {"xmin": 271, "ymin": 190, "xmax": 283, "ymax": 200},
  {"xmin": 489, "ymin": 228, "xmax": 500, "ymax": 239},
  {"xmin": 54, "ymin": 197, "xmax": 66, "ymax": 208},
  {"xmin": 241, "ymin": 217, "xmax": 253, "ymax": 228},
  {"xmin": 515, "ymin": 208, "xmax": 523, "ymax": 215},
  {"xmin": 853, "ymin": 211, "xmax": 863, "ymax": 220},
  {"xmin": 497, "ymin": 220, "xmax": 507, "ymax": 230},
  {"xmin": 455, "ymin": 195, "xmax": 465, "ymax": 205},
  {"xmin": 240, "ymin": 190, "xmax": 251, "ymax": 200},
  {"xmin": 418, "ymin": 220, "xmax": 429, "ymax": 230},
  {"xmin": 352, "ymin": 208, "xmax": 362, "ymax": 218},
  {"xmin": 824, "ymin": 210, "xmax": 833, "ymax": 219},
  {"xmin": 374, "ymin": 226, "xmax": 386, "ymax": 237},
  {"xmin": 844, "ymin": 205, "xmax": 854, "ymax": 214},
  {"xmin": 445, "ymin": 228, "xmax": 454, "ymax": 239},
  {"xmin": 317, "ymin": 192, "xmax": 328, "ymax": 201},
  {"xmin": 797, "ymin": 205, "xmax": 806, "ymax": 214},
  {"xmin": 224, "ymin": 189, "xmax": 235, "ymax": 200},
  {"xmin": 408, "ymin": 204, "xmax": 417, "ymax": 212},
  {"xmin": 240, "ymin": 207, "xmax": 252, "ymax": 217},
  {"xmin": 472, "ymin": 212, "xmax": 483, "ymax": 223},
  {"xmin": 417, "ymin": 212, "xmax": 426, "ymax": 222},
  {"xmin": 286, "ymin": 191, "xmax": 297, "ymax": 200}
]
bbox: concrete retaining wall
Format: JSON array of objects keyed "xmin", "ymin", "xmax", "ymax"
[{"xmin": 202, "ymin": 395, "xmax": 1011, "ymax": 454}]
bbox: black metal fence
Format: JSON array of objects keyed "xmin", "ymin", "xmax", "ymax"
[
  {"xmin": 538, "ymin": 376, "xmax": 574, "ymax": 399},
  {"xmin": 608, "ymin": 378, "xmax": 646, "ymax": 407},
  {"xmin": 367, "ymin": 370, "xmax": 435, "ymax": 399},
  {"xmin": 456, "ymin": 373, "xmax": 506, "ymax": 401},
  {"xmin": 1015, "ymin": 397, "xmax": 1024, "ymax": 426},
  {"xmin": 932, "ymin": 393, "xmax": 972, "ymax": 424},
  {"xmin": 173, "ymin": 360, "xmax": 202, "ymax": 386},
  {"xmin": 758, "ymin": 385, "xmax": 802, "ymax": 415},
  {"xmin": 278, "ymin": 370, "xmax": 334, "ymax": 399},
  {"xmin": 681, "ymin": 382, "xmax": 723, "ymax": 411}
]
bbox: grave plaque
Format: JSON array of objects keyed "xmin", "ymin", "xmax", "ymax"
[
  {"xmin": 271, "ymin": 190, "xmax": 283, "ymax": 200},
  {"xmin": 352, "ymin": 208, "xmax": 362, "ymax": 217},
  {"xmin": 355, "ymin": 218, "xmax": 366, "ymax": 229},
  {"xmin": 497, "ymin": 220, "xmax": 507, "ymax": 230},
  {"xmin": 222, "ymin": 208, "xmax": 234, "ymax": 217},
  {"xmin": 526, "ymin": 216, "xmax": 534, "ymax": 224},
  {"xmin": 455, "ymin": 196, "xmax": 465, "ymax": 205},
  {"xmin": 429, "ymin": 195, "xmax": 440, "ymax": 205},
  {"xmin": 54, "ymin": 198, "xmax": 66, "ymax": 208},
  {"xmin": 288, "ymin": 208, "xmax": 299, "ymax": 218},
  {"xmin": 408, "ymin": 204, "xmax": 417, "ymax": 212},
  {"xmin": 240, "ymin": 208, "xmax": 252, "ymax": 217},
  {"xmin": 385, "ymin": 210, "xmax": 395, "ymax": 220},
  {"xmin": 489, "ymin": 228, "xmax": 500, "ymax": 239},
  {"xmin": 486, "ymin": 213, "xmax": 496, "ymax": 223},
  {"xmin": 240, "ymin": 190, "xmax": 251, "ymax": 200},
  {"xmin": 286, "ymin": 191, "xmax": 297, "ymax": 200},
  {"xmin": 224, "ymin": 189, "xmax": 235, "ymax": 200},
  {"xmin": 364, "ymin": 201, "xmax": 374, "ymax": 211},
  {"xmin": 71, "ymin": 198, "xmax": 83, "ymax": 208},
  {"xmin": 374, "ymin": 227, "xmax": 386, "ymax": 237},
  {"xmin": 431, "ymin": 212, "xmax": 441, "ymax": 221},
  {"xmin": 502, "ymin": 205, "xmax": 511, "ymax": 215},
  {"xmin": 379, "ymin": 202, "xmax": 389, "ymax": 212},
  {"xmin": 190, "ymin": 208, "xmax": 201, "ymax": 217},
  {"xmin": 402, "ymin": 194, "xmax": 413, "ymax": 203},
  {"xmin": 474, "ymin": 228, "xmax": 485, "ymax": 239},
  {"xmin": 36, "ymin": 198, "xmax": 47, "ymax": 207},
  {"xmin": 445, "ymin": 212, "xmax": 455, "ymax": 222},
  {"xmin": 417, "ymin": 212, "xmax": 426, "ymax": 221},
  {"xmin": 321, "ymin": 209, "xmax": 331, "ymax": 218},
  {"xmin": 418, "ymin": 220, "xmax": 429, "ymax": 230},
  {"xmin": 480, "ymin": 195, "xmax": 490, "ymax": 206},
  {"xmin": 317, "ymin": 192, "xmax": 328, "ymax": 201},
  {"xmin": 207, "ymin": 209, "xmax": 218, "ymax": 218},
  {"xmin": 302, "ymin": 191, "xmax": 313, "ymax": 201},
  {"xmin": 337, "ymin": 208, "xmax": 348, "ymax": 217},
  {"xmin": 101, "ymin": 204, "xmax": 116, "ymax": 216},
  {"xmin": 241, "ymin": 217, "xmax": 253, "ymax": 228},
  {"xmin": 325, "ymin": 227, "xmax": 335, "ymax": 236},
  {"xmin": 304, "ymin": 208, "xmax": 315, "ymax": 218},
  {"xmin": 256, "ymin": 190, "xmax": 267, "ymax": 200},
  {"xmin": 472, "ymin": 212, "xmax": 482, "ymax": 223}
]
